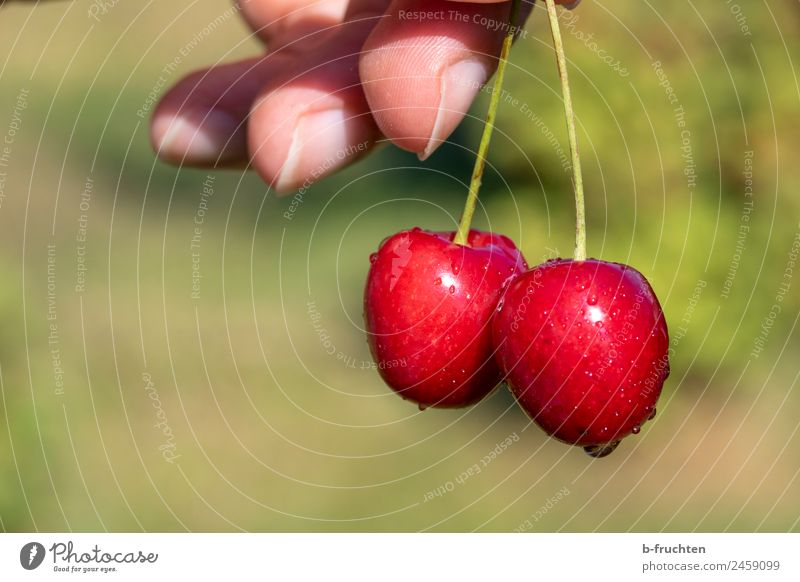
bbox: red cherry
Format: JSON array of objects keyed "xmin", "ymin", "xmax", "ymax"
[
  {"xmin": 493, "ymin": 259, "xmax": 669, "ymax": 456},
  {"xmin": 364, "ymin": 228, "xmax": 527, "ymax": 408}
]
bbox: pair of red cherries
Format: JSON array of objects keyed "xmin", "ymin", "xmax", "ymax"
[{"xmin": 364, "ymin": 228, "xmax": 669, "ymax": 457}]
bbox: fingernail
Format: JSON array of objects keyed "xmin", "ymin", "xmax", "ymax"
[
  {"xmin": 153, "ymin": 109, "xmax": 245, "ymax": 165},
  {"xmin": 273, "ymin": 108, "xmax": 356, "ymax": 194},
  {"xmin": 419, "ymin": 58, "xmax": 490, "ymax": 161}
]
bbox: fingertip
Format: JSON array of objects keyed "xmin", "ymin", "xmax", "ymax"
[
  {"xmin": 151, "ymin": 108, "xmax": 246, "ymax": 167},
  {"xmin": 361, "ymin": 39, "xmax": 492, "ymax": 159},
  {"xmin": 248, "ymin": 91, "xmax": 378, "ymax": 195},
  {"xmin": 359, "ymin": 0, "xmax": 510, "ymax": 158},
  {"xmin": 419, "ymin": 57, "xmax": 491, "ymax": 160},
  {"xmin": 148, "ymin": 57, "xmax": 280, "ymax": 168}
]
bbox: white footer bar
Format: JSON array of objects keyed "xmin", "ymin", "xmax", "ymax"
[{"xmin": 1, "ymin": 533, "xmax": 797, "ymax": 581}]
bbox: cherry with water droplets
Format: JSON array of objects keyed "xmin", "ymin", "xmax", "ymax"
[
  {"xmin": 493, "ymin": 259, "xmax": 669, "ymax": 454},
  {"xmin": 364, "ymin": 228, "xmax": 527, "ymax": 408}
]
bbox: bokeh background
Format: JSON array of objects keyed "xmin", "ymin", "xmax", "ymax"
[{"xmin": 1, "ymin": 0, "xmax": 799, "ymax": 532}]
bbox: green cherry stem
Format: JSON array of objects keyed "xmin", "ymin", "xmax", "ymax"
[
  {"xmin": 544, "ymin": 0, "xmax": 586, "ymax": 261},
  {"xmin": 453, "ymin": 0, "xmax": 522, "ymax": 247}
]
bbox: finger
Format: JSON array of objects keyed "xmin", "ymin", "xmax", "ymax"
[
  {"xmin": 247, "ymin": 16, "xmax": 383, "ymax": 193},
  {"xmin": 236, "ymin": 0, "xmax": 348, "ymax": 48},
  {"xmin": 150, "ymin": 0, "xmax": 352, "ymax": 167},
  {"xmin": 150, "ymin": 54, "xmax": 294, "ymax": 167},
  {"xmin": 443, "ymin": 0, "xmax": 580, "ymax": 6},
  {"xmin": 359, "ymin": 0, "xmax": 534, "ymax": 159},
  {"xmin": 151, "ymin": 0, "xmax": 388, "ymax": 174}
]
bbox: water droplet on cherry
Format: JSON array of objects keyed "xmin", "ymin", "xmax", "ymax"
[
  {"xmin": 631, "ymin": 425, "xmax": 641, "ymax": 435},
  {"xmin": 434, "ymin": 277, "xmax": 442, "ymax": 286},
  {"xmin": 369, "ymin": 253, "xmax": 378, "ymax": 264},
  {"xmin": 449, "ymin": 285, "xmax": 456, "ymax": 294},
  {"xmin": 584, "ymin": 441, "xmax": 620, "ymax": 458}
]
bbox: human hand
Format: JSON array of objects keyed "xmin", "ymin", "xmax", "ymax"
[{"xmin": 150, "ymin": 0, "xmax": 580, "ymax": 193}]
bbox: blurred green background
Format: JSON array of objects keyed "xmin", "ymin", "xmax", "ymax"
[{"xmin": 1, "ymin": 0, "xmax": 799, "ymax": 532}]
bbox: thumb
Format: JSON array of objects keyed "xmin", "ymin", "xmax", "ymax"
[{"xmin": 359, "ymin": 0, "xmax": 535, "ymax": 160}]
